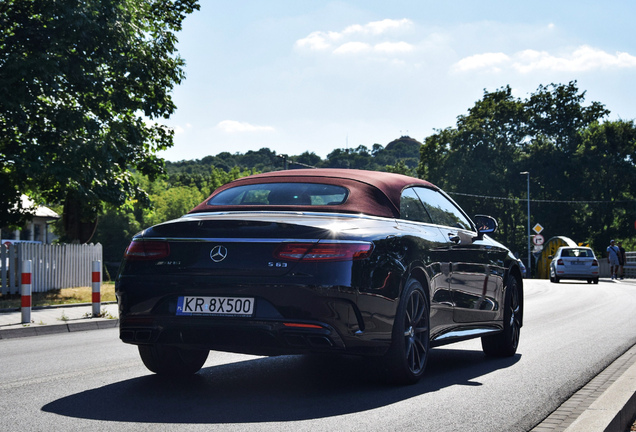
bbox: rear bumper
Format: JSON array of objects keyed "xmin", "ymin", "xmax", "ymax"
[
  {"xmin": 118, "ymin": 315, "xmax": 388, "ymax": 356},
  {"xmin": 554, "ymin": 266, "xmax": 599, "ymax": 279},
  {"xmin": 115, "ymin": 275, "xmax": 393, "ymax": 356},
  {"xmin": 555, "ymin": 272, "xmax": 599, "ymax": 280}
]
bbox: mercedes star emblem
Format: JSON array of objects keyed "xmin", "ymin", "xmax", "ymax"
[{"xmin": 210, "ymin": 245, "xmax": 228, "ymax": 262}]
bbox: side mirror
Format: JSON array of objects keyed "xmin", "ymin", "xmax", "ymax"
[{"xmin": 473, "ymin": 215, "xmax": 498, "ymax": 240}]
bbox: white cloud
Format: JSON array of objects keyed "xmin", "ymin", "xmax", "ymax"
[
  {"xmin": 217, "ymin": 120, "xmax": 276, "ymax": 133},
  {"xmin": 172, "ymin": 123, "xmax": 192, "ymax": 135},
  {"xmin": 295, "ymin": 18, "xmax": 414, "ymax": 56},
  {"xmin": 333, "ymin": 41, "xmax": 372, "ymax": 55},
  {"xmin": 453, "ymin": 52, "xmax": 510, "ymax": 73},
  {"xmin": 374, "ymin": 41, "xmax": 414, "ymax": 54},
  {"xmin": 295, "ymin": 31, "xmax": 342, "ymax": 51},
  {"xmin": 342, "ymin": 18, "xmax": 413, "ymax": 36},
  {"xmin": 513, "ymin": 46, "xmax": 636, "ymax": 73},
  {"xmin": 454, "ymin": 45, "xmax": 636, "ymax": 74}
]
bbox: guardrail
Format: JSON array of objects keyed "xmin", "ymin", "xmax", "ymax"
[{"xmin": 625, "ymin": 251, "xmax": 636, "ymax": 278}]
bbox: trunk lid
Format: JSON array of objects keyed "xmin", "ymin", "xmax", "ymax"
[{"xmin": 125, "ymin": 212, "xmax": 381, "ymax": 277}]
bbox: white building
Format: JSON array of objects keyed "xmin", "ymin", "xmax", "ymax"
[{"xmin": 1, "ymin": 195, "xmax": 60, "ymax": 244}]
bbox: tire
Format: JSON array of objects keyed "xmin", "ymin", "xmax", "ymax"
[
  {"xmin": 384, "ymin": 278, "xmax": 430, "ymax": 385},
  {"xmin": 138, "ymin": 344, "xmax": 209, "ymax": 376},
  {"xmin": 482, "ymin": 274, "xmax": 521, "ymax": 357},
  {"xmin": 593, "ymin": 278, "xmax": 599, "ymax": 284}
]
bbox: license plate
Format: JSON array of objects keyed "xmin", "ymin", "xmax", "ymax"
[{"xmin": 176, "ymin": 296, "xmax": 255, "ymax": 316}]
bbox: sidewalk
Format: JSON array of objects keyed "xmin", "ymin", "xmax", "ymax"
[{"xmin": 0, "ymin": 302, "xmax": 119, "ymax": 339}]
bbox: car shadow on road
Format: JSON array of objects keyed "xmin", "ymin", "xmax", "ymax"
[{"xmin": 41, "ymin": 348, "xmax": 521, "ymax": 423}]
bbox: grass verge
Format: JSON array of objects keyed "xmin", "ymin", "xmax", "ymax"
[{"xmin": 0, "ymin": 282, "xmax": 116, "ymax": 310}]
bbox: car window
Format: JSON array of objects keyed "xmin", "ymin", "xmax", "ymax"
[
  {"xmin": 412, "ymin": 187, "xmax": 473, "ymax": 230},
  {"xmin": 207, "ymin": 183, "xmax": 349, "ymax": 206},
  {"xmin": 563, "ymin": 248, "xmax": 592, "ymax": 258},
  {"xmin": 400, "ymin": 188, "xmax": 433, "ymax": 223}
]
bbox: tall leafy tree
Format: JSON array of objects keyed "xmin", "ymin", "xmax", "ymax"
[
  {"xmin": 0, "ymin": 0, "xmax": 200, "ymax": 240},
  {"xmin": 419, "ymin": 86, "xmax": 528, "ymax": 249},
  {"xmin": 417, "ymin": 82, "xmax": 629, "ymax": 258},
  {"xmin": 521, "ymin": 82, "xmax": 611, "ymax": 249},
  {"xmin": 575, "ymin": 120, "xmax": 636, "ymax": 250}
]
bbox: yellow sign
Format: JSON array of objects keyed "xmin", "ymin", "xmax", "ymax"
[{"xmin": 533, "ymin": 223, "xmax": 544, "ymax": 234}]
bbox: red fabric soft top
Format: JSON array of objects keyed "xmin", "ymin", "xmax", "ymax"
[{"xmin": 189, "ymin": 168, "xmax": 438, "ymax": 218}]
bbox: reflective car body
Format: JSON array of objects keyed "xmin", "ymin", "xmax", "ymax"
[
  {"xmin": 116, "ymin": 169, "xmax": 524, "ymax": 384},
  {"xmin": 549, "ymin": 246, "xmax": 599, "ymax": 284}
]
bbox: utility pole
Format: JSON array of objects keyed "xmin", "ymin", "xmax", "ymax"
[
  {"xmin": 279, "ymin": 154, "xmax": 288, "ymax": 170},
  {"xmin": 520, "ymin": 171, "xmax": 531, "ymax": 277}
]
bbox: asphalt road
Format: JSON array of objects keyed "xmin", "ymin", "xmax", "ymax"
[{"xmin": 1, "ymin": 279, "xmax": 635, "ymax": 432}]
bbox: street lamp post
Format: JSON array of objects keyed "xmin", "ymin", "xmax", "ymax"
[{"xmin": 520, "ymin": 172, "xmax": 531, "ymax": 277}]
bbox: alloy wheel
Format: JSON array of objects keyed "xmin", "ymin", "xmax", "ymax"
[{"xmin": 402, "ymin": 288, "xmax": 429, "ymax": 376}]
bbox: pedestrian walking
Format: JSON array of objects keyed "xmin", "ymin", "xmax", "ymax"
[
  {"xmin": 617, "ymin": 241, "xmax": 626, "ymax": 280},
  {"xmin": 607, "ymin": 240, "xmax": 620, "ymax": 280}
]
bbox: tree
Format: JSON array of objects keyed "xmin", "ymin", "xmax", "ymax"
[
  {"xmin": 144, "ymin": 186, "xmax": 205, "ymax": 227},
  {"xmin": 374, "ymin": 136, "xmax": 422, "ymax": 169},
  {"xmin": 419, "ymin": 86, "xmax": 528, "ymax": 250},
  {"xmin": 572, "ymin": 120, "xmax": 636, "ymax": 250},
  {"xmin": 324, "ymin": 145, "xmax": 378, "ymax": 170},
  {"xmin": 417, "ymin": 82, "xmax": 629, "ymax": 259},
  {"xmin": 521, "ymin": 82, "xmax": 611, "ymax": 251},
  {"xmin": 0, "ymin": 0, "xmax": 200, "ymax": 240},
  {"xmin": 292, "ymin": 151, "xmax": 322, "ymax": 168},
  {"xmin": 385, "ymin": 160, "xmax": 416, "ymax": 176}
]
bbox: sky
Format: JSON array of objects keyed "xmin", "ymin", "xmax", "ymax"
[{"xmin": 157, "ymin": 0, "xmax": 636, "ymax": 162}]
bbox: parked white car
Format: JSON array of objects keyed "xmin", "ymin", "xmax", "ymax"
[{"xmin": 549, "ymin": 247, "xmax": 599, "ymax": 284}]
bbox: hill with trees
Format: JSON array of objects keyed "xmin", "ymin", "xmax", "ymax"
[{"xmin": 164, "ymin": 135, "xmax": 422, "ymax": 175}]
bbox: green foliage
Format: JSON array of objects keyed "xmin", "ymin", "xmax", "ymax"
[
  {"xmin": 294, "ymin": 151, "xmax": 322, "ymax": 167},
  {"xmin": 0, "ymin": 0, "xmax": 200, "ymax": 234},
  {"xmin": 320, "ymin": 137, "xmax": 421, "ymax": 171},
  {"xmin": 93, "ymin": 166, "xmax": 253, "ymax": 263},
  {"xmin": 165, "ymin": 138, "xmax": 423, "ymax": 174},
  {"xmin": 92, "ymin": 206, "xmax": 142, "ymax": 266},
  {"xmin": 168, "ymin": 148, "xmax": 281, "ymax": 174},
  {"xmin": 385, "ymin": 160, "xmax": 416, "ymax": 176},
  {"xmin": 418, "ymin": 81, "xmax": 635, "ymax": 261}
]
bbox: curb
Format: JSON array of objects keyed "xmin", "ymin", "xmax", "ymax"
[
  {"xmin": 0, "ymin": 301, "xmax": 118, "ymax": 314},
  {"xmin": 0, "ymin": 319, "xmax": 118, "ymax": 340},
  {"xmin": 533, "ymin": 343, "xmax": 636, "ymax": 431},
  {"xmin": 563, "ymin": 359, "xmax": 636, "ymax": 432}
]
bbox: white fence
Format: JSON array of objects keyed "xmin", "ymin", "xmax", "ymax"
[{"xmin": 0, "ymin": 243, "xmax": 102, "ymax": 295}]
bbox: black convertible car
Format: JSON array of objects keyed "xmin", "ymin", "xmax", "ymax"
[{"xmin": 116, "ymin": 169, "xmax": 523, "ymax": 384}]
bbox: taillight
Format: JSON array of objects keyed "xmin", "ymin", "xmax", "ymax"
[
  {"xmin": 283, "ymin": 323, "xmax": 324, "ymax": 329},
  {"xmin": 124, "ymin": 240, "xmax": 170, "ymax": 260},
  {"xmin": 557, "ymin": 259, "xmax": 564, "ymax": 265},
  {"xmin": 592, "ymin": 259, "xmax": 598, "ymax": 266},
  {"xmin": 274, "ymin": 242, "xmax": 373, "ymax": 262}
]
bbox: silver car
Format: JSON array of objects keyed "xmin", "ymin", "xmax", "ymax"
[{"xmin": 549, "ymin": 247, "xmax": 599, "ymax": 284}]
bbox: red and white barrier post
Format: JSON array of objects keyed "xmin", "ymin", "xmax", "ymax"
[
  {"xmin": 21, "ymin": 260, "xmax": 32, "ymax": 324},
  {"xmin": 92, "ymin": 261, "xmax": 101, "ymax": 317}
]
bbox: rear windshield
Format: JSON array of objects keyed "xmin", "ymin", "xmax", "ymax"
[
  {"xmin": 207, "ymin": 183, "xmax": 349, "ymax": 206},
  {"xmin": 561, "ymin": 248, "xmax": 593, "ymax": 257}
]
